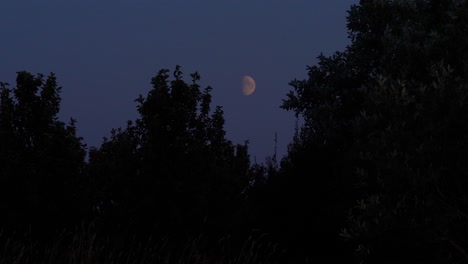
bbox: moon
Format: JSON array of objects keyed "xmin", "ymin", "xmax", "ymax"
[{"xmin": 242, "ymin": 76, "xmax": 256, "ymax": 96}]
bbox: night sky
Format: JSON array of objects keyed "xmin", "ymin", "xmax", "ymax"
[{"xmin": 1, "ymin": 1, "xmax": 356, "ymax": 162}]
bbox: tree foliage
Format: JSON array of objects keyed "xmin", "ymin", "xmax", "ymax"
[
  {"xmin": 88, "ymin": 66, "xmax": 251, "ymax": 239},
  {"xmin": 281, "ymin": 0, "xmax": 468, "ymax": 262},
  {"xmin": 0, "ymin": 72, "xmax": 87, "ymax": 234}
]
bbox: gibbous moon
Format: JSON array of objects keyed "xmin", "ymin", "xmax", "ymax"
[{"xmin": 242, "ymin": 76, "xmax": 256, "ymax": 96}]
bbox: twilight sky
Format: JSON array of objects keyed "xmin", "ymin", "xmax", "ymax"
[{"xmin": 1, "ymin": 1, "xmax": 357, "ymax": 163}]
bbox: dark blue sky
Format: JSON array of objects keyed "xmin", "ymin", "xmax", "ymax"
[{"xmin": 1, "ymin": 1, "xmax": 356, "ymax": 162}]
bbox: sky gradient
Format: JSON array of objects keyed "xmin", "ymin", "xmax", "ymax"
[{"xmin": 1, "ymin": 1, "xmax": 357, "ymax": 162}]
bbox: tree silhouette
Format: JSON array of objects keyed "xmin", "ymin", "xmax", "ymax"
[
  {"xmin": 0, "ymin": 72, "xmax": 87, "ymax": 240},
  {"xmin": 88, "ymin": 66, "xmax": 251, "ymax": 243},
  {"xmin": 280, "ymin": 0, "xmax": 468, "ymax": 262}
]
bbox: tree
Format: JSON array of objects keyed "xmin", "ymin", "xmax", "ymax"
[
  {"xmin": 281, "ymin": 0, "xmax": 468, "ymax": 262},
  {"xmin": 88, "ymin": 66, "xmax": 251, "ymax": 242},
  {"xmin": 0, "ymin": 72, "xmax": 87, "ymax": 238}
]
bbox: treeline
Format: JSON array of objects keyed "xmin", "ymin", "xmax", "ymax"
[{"xmin": 1, "ymin": 0, "xmax": 468, "ymax": 263}]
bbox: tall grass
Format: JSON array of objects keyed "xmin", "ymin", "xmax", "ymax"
[{"xmin": 0, "ymin": 226, "xmax": 285, "ymax": 264}]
